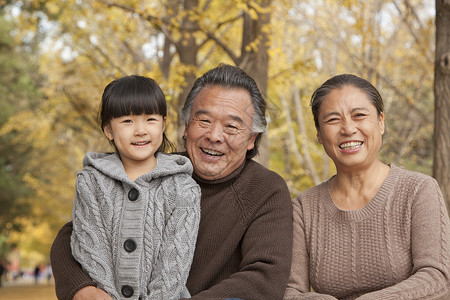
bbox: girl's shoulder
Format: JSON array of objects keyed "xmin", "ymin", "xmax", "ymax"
[{"xmin": 155, "ymin": 153, "xmax": 193, "ymax": 177}]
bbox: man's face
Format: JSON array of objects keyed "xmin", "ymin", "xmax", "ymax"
[{"xmin": 184, "ymin": 86, "xmax": 258, "ymax": 180}]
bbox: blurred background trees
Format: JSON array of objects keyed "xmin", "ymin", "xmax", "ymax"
[{"xmin": 0, "ymin": 0, "xmax": 445, "ymax": 268}]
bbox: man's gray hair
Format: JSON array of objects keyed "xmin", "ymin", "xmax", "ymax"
[{"xmin": 180, "ymin": 64, "xmax": 267, "ymax": 159}]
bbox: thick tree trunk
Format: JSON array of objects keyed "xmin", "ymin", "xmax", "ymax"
[
  {"xmin": 175, "ymin": 0, "xmax": 198, "ymax": 150},
  {"xmin": 433, "ymin": 0, "xmax": 450, "ymax": 210},
  {"xmin": 239, "ymin": 0, "xmax": 272, "ymax": 167}
]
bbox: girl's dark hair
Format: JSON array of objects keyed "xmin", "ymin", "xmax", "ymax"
[
  {"xmin": 310, "ymin": 74, "xmax": 384, "ymax": 128},
  {"xmin": 99, "ymin": 75, "xmax": 175, "ymax": 153}
]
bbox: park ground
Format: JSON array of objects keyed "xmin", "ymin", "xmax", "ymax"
[{"xmin": 0, "ymin": 276, "xmax": 57, "ymax": 300}]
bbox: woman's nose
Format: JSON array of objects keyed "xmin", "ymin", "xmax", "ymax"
[{"xmin": 340, "ymin": 120, "xmax": 357, "ymax": 136}]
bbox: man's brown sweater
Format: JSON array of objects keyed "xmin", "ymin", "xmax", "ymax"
[{"xmin": 51, "ymin": 159, "xmax": 293, "ymax": 300}]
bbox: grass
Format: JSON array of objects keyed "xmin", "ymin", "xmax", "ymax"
[{"xmin": 0, "ymin": 283, "xmax": 57, "ymax": 300}]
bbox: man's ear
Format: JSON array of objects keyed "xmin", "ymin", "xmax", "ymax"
[
  {"xmin": 246, "ymin": 133, "xmax": 258, "ymax": 151},
  {"xmin": 103, "ymin": 124, "xmax": 114, "ymax": 141},
  {"xmin": 183, "ymin": 126, "xmax": 188, "ymax": 141}
]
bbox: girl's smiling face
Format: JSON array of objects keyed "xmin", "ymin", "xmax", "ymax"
[
  {"xmin": 316, "ymin": 85, "xmax": 385, "ymax": 172},
  {"xmin": 103, "ymin": 114, "xmax": 165, "ymax": 172}
]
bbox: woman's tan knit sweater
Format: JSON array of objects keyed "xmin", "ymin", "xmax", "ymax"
[{"xmin": 285, "ymin": 164, "xmax": 450, "ymax": 300}]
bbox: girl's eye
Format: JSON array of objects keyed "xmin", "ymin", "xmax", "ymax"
[{"xmin": 122, "ymin": 119, "xmax": 132, "ymax": 123}]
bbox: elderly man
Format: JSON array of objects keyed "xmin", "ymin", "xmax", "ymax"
[{"xmin": 50, "ymin": 64, "xmax": 293, "ymax": 300}]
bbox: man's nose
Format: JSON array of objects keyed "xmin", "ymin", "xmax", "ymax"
[{"xmin": 207, "ymin": 123, "xmax": 224, "ymax": 142}]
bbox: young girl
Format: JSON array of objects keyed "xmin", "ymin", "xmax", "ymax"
[{"xmin": 70, "ymin": 75, "xmax": 201, "ymax": 300}]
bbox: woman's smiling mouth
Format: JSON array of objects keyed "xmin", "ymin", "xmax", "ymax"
[{"xmin": 339, "ymin": 141, "xmax": 363, "ymax": 150}]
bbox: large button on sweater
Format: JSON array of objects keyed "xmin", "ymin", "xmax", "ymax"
[
  {"xmin": 121, "ymin": 285, "xmax": 134, "ymax": 298},
  {"xmin": 124, "ymin": 239, "xmax": 137, "ymax": 253},
  {"xmin": 128, "ymin": 188, "xmax": 139, "ymax": 201}
]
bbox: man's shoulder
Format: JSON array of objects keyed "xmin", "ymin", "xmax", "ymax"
[
  {"xmin": 242, "ymin": 159, "xmax": 286, "ymax": 182},
  {"xmin": 234, "ymin": 159, "xmax": 290, "ymax": 199}
]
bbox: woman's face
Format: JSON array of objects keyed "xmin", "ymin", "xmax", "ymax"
[{"xmin": 316, "ymin": 85, "xmax": 384, "ymax": 172}]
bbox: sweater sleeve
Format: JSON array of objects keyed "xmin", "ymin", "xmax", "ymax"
[
  {"xmin": 190, "ymin": 174, "xmax": 293, "ymax": 300},
  {"xmin": 70, "ymin": 173, "xmax": 120, "ymax": 299},
  {"xmin": 50, "ymin": 221, "xmax": 97, "ymax": 300},
  {"xmin": 356, "ymin": 177, "xmax": 450, "ymax": 300},
  {"xmin": 147, "ymin": 180, "xmax": 201, "ymax": 299},
  {"xmin": 284, "ymin": 200, "xmax": 338, "ymax": 300}
]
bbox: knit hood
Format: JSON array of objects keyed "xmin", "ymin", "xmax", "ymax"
[{"xmin": 82, "ymin": 152, "xmax": 193, "ymax": 183}]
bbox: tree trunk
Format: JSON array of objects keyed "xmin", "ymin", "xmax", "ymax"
[
  {"xmin": 239, "ymin": 0, "xmax": 272, "ymax": 167},
  {"xmin": 174, "ymin": 0, "xmax": 198, "ymax": 150},
  {"xmin": 433, "ymin": 0, "xmax": 450, "ymax": 210}
]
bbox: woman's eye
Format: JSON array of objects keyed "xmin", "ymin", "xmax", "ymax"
[{"xmin": 326, "ymin": 118, "xmax": 339, "ymax": 123}]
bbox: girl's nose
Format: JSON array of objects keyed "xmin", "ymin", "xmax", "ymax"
[{"xmin": 134, "ymin": 122, "xmax": 147, "ymax": 136}]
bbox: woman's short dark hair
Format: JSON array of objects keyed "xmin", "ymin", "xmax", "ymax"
[
  {"xmin": 310, "ymin": 74, "xmax": 384, "ymax": 128},
  {"xmin": 99, "ymin": 75, "xmax": 174, "ymax": 153},
  {"xmin": 179, "ymin": 64, "xmax": 267, "ymax": 159}
]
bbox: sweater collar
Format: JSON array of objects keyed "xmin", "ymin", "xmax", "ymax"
[
  {"xmin": 192, "ymin": 159, "xmax": 248, "ymax": 185},
  {"xmin": 174, "ymin": 151, "xmax": 248, "ymax": 185}
]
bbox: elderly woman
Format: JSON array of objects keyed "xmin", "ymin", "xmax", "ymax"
[{"xmin": 284, "ymin": 74, "xmax": 450, "ymax": 299}]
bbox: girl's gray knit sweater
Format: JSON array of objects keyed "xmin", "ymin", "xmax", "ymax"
[{"xmin": 70, "ymin": 152, "xmax": 201, "ymax": 300}]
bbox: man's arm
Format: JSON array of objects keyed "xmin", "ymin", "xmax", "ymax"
[
  {"xmin": 50, "ymin": 221, "xmax": 101, "ymax": 300},
  {"xmin": 190, "ymin": 172, "xmax": 294, "ymax": 299}
]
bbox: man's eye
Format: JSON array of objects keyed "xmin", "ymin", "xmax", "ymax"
[{"xmin": 224, "ymin": 125, "xmax": 239, "ymax": 134}]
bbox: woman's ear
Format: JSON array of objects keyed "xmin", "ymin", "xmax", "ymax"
[
  {"xmin": 379, "ymin": 112, "xmax": 385, "ymax": 135},
  {"xmin": 103, "ymin": 124, "xmax": 114, "ymax": 141},
  {"xmin": 316, "ymin": 127, "xmax": 323, "ymax": 145}
]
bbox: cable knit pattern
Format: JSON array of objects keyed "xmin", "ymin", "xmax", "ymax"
[
  {"xmin": 52, "ymin": 157, "xmax": 293, "ymax": 300},
  {"xmin": 284, "ymin": 164, "xmax": 450, "ymax": 300},
  {"xmin": 71, "ymin": 152, "xmax": 201, "ymax": 300}
]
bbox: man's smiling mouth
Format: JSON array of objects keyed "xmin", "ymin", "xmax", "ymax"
[{"xmin": 201, "ymin": 148, "xmax": 224, "ymax": 157}]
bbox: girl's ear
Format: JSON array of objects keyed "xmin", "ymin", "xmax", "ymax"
[
  {"xmin": 162, "ymin": 117, "xmax": 166, "ymax": 131},
  {"xmin": 103, "ymin": 124, "xmax": 114, "ymax": 141}
]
